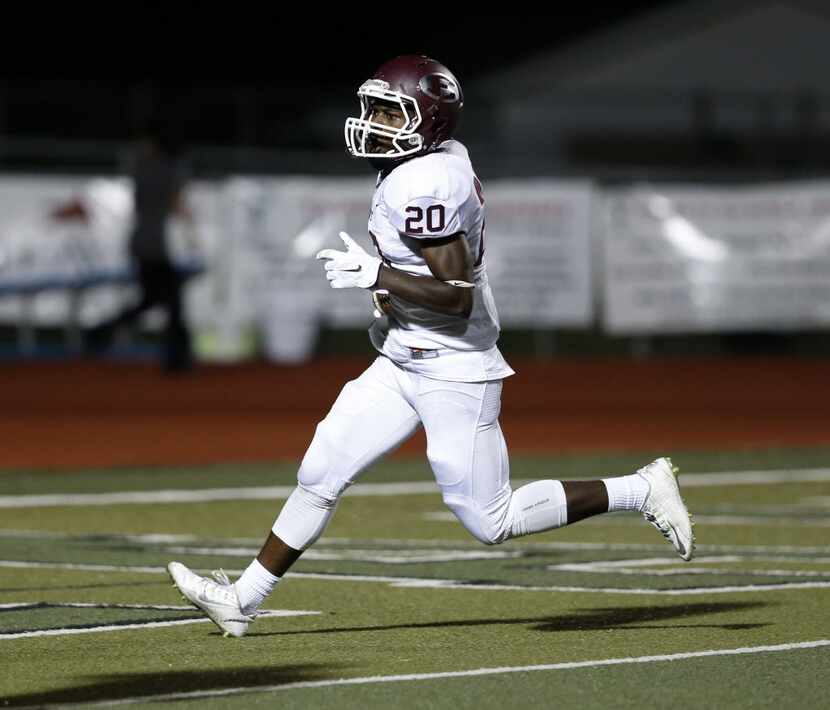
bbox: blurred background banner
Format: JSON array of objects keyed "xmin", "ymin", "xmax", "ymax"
[
  {"xmin": 475, "ymin": 180, "xmax": 594, "ymax": 328},
  {"xmin": 602, "ymin": 181, "xmax": 830, "ymax": 334},
  {"xmin": 0, "ymin": 176, "xmax": 595, "ymax": 362},
  {"xmin": 183, "ymin": 177, "xmax": 596, "ymax": 362},
  {"xmin": 3, "ymin": 3, "xmax": 830, "ymax": 362},
  {"xmin": 7, "ymin": 174, "xmax": 830, "ymax": 359},
  {"xmin": 0, "ymin": 176, "xmax": 142, "ymax": 363},
  {"xmin": 0, "ymin": 176, "xmax": 126, "ymax": 326}
]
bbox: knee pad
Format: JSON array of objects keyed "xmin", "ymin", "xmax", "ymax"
[
  {"xmin": 442, "ymin": 480, "xmax": 568, "ymax": 545},
  {"xmin": 296, "ymin": 418, "xmax": 351, "ymax": 499},
  {"xmin": 442, "ymin": 489, "xmax": 513, "ymax": 546}
]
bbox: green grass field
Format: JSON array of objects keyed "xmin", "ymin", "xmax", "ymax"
[{"xmin": 1, "ymin": 449, "xmax": 829, "ymax": 708}]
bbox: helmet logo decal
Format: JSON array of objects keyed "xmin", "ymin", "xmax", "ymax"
[
  {"xmin": 419, "ymin": 73, "xmax": 460, "ymax": 104},
  {"xmin": 361, "ymin": 79, "xmax": 390, "ymax": 92}
]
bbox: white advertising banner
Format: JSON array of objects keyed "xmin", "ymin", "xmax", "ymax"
[
  {"xmin": 0, "ymin": 176, "xmax": 127, "ymax": 325},
  {"xmin": 224, "ymin": 177, "xmax": 595, "ymax": 360},
  {"xmin": 478, "ymin": 180, "xmax": 594, "ymax": 327},
  {"xmin": 0, "ymin": 175, "xmax": 594, "ymax": 360},
  {"xmin": 0, "ymin": 176, "xmax": 214, "ymax": 329},
  {"xmin": 602, "ymin": 182, "xmax": 830, "ymax": 334},
  {"xmin": 221, "ymin": 176, "xmax": 380, "ymax": 361}
]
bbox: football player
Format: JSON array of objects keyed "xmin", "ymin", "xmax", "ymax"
[{"xmin": 169, "ymin": 55, "xmax": 695, "ymax": 637}]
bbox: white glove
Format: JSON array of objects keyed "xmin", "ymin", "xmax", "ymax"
[{"xmin": 315, "ymin": 231, "xmax": 381, "ymax": 289}]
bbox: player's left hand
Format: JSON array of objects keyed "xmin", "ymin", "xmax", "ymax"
[{"xmin": 315, "ymin": 231, "xmax": 381, "ymax": 289}]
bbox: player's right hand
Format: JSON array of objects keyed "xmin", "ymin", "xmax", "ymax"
[{"xmin": 315, "ymin": 231, "xmax": 381, "ymax": 289}]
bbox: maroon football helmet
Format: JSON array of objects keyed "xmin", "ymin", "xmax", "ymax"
[{"xmin": 345, "ymin": 54, "xmax": 464, "ymax": 160}]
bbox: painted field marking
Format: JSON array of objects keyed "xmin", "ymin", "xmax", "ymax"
[
  {"xmin": 7, "ymin": 528, "xmax": 828, "ymax": 557},
  {"xmin": 0, "ymin": 482, "xmax": 438, "ymax": 508},
  {"xmin": 427, "ymin": 511, "xmax": 830, "ymax": 527},
  {"xmin": 678, "ymin": 470, "xmax": 830, "ymax": 487},
  {"xmin": 736, "ymin": 555, "xmax": 830, "ymax": 564},
  {"xmin": 691, "ymin": 515, "xmax": 830, "ymax": 527},
  {"xmin": 704, "ymin": 499, "xmax": 830, "ymax": 514},
  {"xmin": 166, "ymin": 545, "xmax": 523, "ymax": 564},
  {"xmin": 2, "ymin": 528, "xmax": 830, "ymax": 579},
  {"xmin": 59, "ymin": 640, "xmax": 830, "ymax": 706},
  {"xmin": 0, "ymin": 467, "xmax": 828, "ymax": 508},
  {"xmin": 321, "ymin": 537, "xmax": 830, "ymax": 555},
  {"xmin": 0, "ymin": 529, "xmax": 256, "ymax": 545},
  {"xmin": 548, "ymin": 557, "xmax": 830, "ymax": 578},
  {"xmin": 0, "ymin": 602, "xmax": 196, "ymax": 611},
  {"xmin": 0, "ymin": 608, "xmax": 320, "ymax": 640},
  {"xmin": 0, "ymin": 560, "xmax": 167, "ymax": 573},
  {"xmin": 423, "ymin": 512, "xmax": 460, "ymax": 522},
  {"xmin": 154, "ymin": 544, "xmax": 830, "ymax": 574},
  {"xmin": 2, "ymin": 559, "xmax": 829, "ymax": 595}
]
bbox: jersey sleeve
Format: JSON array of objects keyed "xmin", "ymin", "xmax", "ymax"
[
  {"xmin": 388, "ymin": 196, "xmax": 463, "ymax": 240},
  {"xmin": 384, "ymin": 155, "xmax": 472, "ymax": 240}
]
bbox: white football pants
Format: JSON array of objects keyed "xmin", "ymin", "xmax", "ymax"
[{"xmin": 272, "ymin": 356, "xmax": 568, "ymax": 549}]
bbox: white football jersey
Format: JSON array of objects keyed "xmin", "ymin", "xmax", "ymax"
[{"xmin": 367, "ymin": 140, "xmax": 514, "ymax": 382}]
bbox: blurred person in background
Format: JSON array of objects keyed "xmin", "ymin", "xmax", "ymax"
[{"xmin": 84, "ymin": 115, "xmax": 196, "ymax": 373}]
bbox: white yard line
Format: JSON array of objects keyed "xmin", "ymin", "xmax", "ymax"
[
  {"xmin": 0, "ymin": 468, "xmax": 828, "ymax": 508},
  {"xmin": 58, "ymin": 640, "xmax": 830, "ymax": 707},
  {"xmin": 678, "ymin": 470, "xmax": 830, "ymax": 487},
  {"xmin": 0, "ymin": 560, "xmax": 168, "ymax": 573},
  {"xmin": 0, "ymin": 602, "xmax": 195, "ymax": 611},
  {"xmin": 550, "ymin": 556, "xmax": 739, "ymax": 570},
  {"xmin": 2, "ymin": 559, "xmax": 830, "ymax": 594},
  {"xmin": 0, "ymin": 609, "xmax": 319, "ymax": 640},
  {"xmin": 548, "ymin": 556, "xmax": 830, "ymax": 578},
  {"xmin": 384, "ymin": 579, "xmax": 830, "ymax": 594},
  {"xmin": 692, "ymin": 515, "xmax": 830, "ymax": 527},
  {"xmin": 154, "ymin": 540, "xmax": 830, "ymax": 557},
  {"xmin": 8, "ymin": 528, "xmax": 827, "ymax": 556},
  {"xmin": 551, "ymin": 567, "xmax": 830, "ymax": 579},
  {"xmin": 0, "ymin": 482, "xmax": 439, "ymax": 508},
  {"xmin": 430, "ymin": 511, "xmax": 829, "ymax": 527},
  {"xmin": 166, "ymin": 545, "xmax": 523, "ymax": 564},
  {"xmin": 2, "ymin": 529, "xmax": 829, "ymax": 557},
  {"xmin": 2, "ymin": 617, "xmax": 219, "ymax": 639},
  {"xmin": 739, "ymin": 555, "xmax": 830, "ymax": 564},
  {"xmin": 431, "ymin": 512, "xmax": 830, "ymax": 527}
]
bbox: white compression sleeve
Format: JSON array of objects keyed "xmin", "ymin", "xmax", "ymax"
[
  {"xmin": 271, "ymin": 485, "xmax": 337, "ymax": 551},
  {"xmin": 509, "ymin": 480, "xmax": 568, "ymax": 538}
]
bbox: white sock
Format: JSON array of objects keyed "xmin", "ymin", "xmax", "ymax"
[
  {"xmin": 603, "ymin": 473, "xmax": 650, "ymax": 512},
  {"xmin": 234, "ymin": 559, "xmax": 280, "ymax": 615}
]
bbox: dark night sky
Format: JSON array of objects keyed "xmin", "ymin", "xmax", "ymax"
[
  {"xmin": 5, "ymin": 6, "xmax": 676, "ymax": 86},
  {"xmin": 0, "ymin": 6, "xmax": 682, "ymax": 151},
  {"xmin": 233, "ymin": 7, "xmax": 674, "ymax": 88}
]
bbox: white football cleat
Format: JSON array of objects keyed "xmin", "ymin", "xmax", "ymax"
[
  {"xmin": 167, "ymin": 561, "xmax": 253, "ymax": 638},
  {"xmin": 637, "ymin": 457, "xmax": 696, "ymax": 561}
]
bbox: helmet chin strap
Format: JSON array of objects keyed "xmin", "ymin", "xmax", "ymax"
[
  {"xmin": 366, "ymin": 155, "xmax": 396, "ymax": 172},
  {"xmin": 366, "ymin": 153, "xmax": 419, "ymax": 173},
  {"xmin": 365, "ymin": 133, "xmax": 425, "ymax": 171}
]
